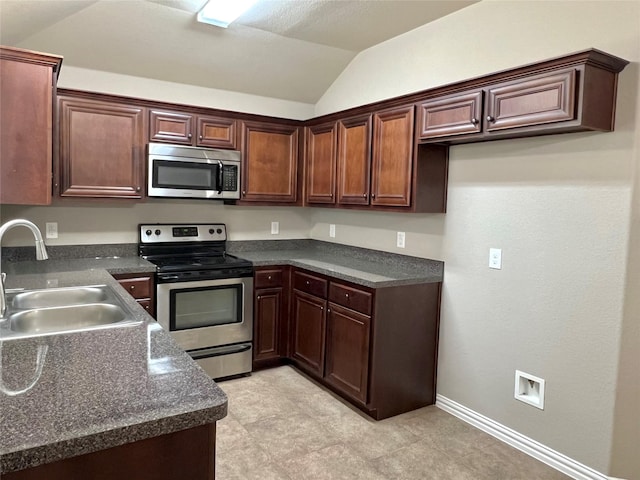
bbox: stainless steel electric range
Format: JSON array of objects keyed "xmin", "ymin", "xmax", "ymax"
[{"xmin": 139, "ymin": 223, "xmax": 253, "ymax": 379}]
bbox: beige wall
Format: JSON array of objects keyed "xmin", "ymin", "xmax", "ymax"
[
  {"xmin": 0, "ymin": 201, "xmax": 312, "ymax": 246},
  {"xmin": 312, "ymin": 1, "xmax": 640, "ymax": 477},
  {"xmin": 58, "ymin": 66, "xmax": 315, "ymax": 120}
]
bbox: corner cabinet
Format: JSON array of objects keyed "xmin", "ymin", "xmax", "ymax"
[
  {"xmin": 58, "ymin": 95, "xmax": 146, "ymax": 199},
  {"xmin": 418, "ymin": 50, "xmax": 629, "ymax": 143},
  {"xmin": 240, "ymin": 121, "xmax": 300, "ymax": 203},
  {"xmin": 0, "ymin": 47, "xmax": 62, "ymax": 205},
  {"xmin": 112, "ymin": 272, "xmax": 155, "ymax": 318},
  {"xmin": 286, "ymin": 267, "xmax": 442, "ymax": 419}
]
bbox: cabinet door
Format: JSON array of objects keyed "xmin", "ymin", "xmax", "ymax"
[
  {"xmin": 337, "ymin": 114, "xmax": 372, "ymax": 206},
  {"xmin": 59, "ymin": 98, "xmax": 145, "ymax": 198},
  {"xmin": 371, "ymin": 106, "xmax": 414, "ymax": 207},
  {"xmin": 254, "ymin": 287, "xmax": 283, "ymax": 362},
  {"xmin": 325, "ymin": 303, "xmax": 370, "ymax": 405},
  {"xmin": 197, "ymin": 115, "xmax": 238, "ymax": 149},
  {"xmin": 112, "ymin": 272, "xmax": 155, "ymax": 318},
  {"xmin": 291, "ymin": 289, "xmax": 326, "ymax": 378},
  {"xmin": 305, "ymin": 122, "xmax": 337, "ymax": 204},
  {"xmin": 418, "ymin": 91, "xmax": 483, "ymax": 139},
  {"xmin": 149, "ymin": 110, "xmax": 194, "ymax": 145},
  {"xmin": 485, "ymin": 69, "xmax": 576, "ymax": 132},
  {"xmin": 241, "ymin": 121, "xmax": 299, "ymax": 202},
  {"xmin": 0, "ymin": 50, "xmax": 59, "ymax": 205}
]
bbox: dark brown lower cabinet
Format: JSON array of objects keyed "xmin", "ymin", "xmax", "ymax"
[
  {"xmin": 4, "ymin": 423, "xmax": 216, "ymax": 480},
  {"xmin": 325, "ymin": 302, "xmax": 370, "ymax": 405},
  {"xmin": 291, "ymin": 289, "xmax": 327, "ymax": 378},
  {"xmin": 253, "ymin": 267, "xmax": 289, "ymax": 369},
  {"xmin": 281, "ymin": 267, "xmax": 442, "ymax": 420}
]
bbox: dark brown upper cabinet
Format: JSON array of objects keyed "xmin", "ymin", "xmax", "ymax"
[
  {"xmin": 150, "ymin": 109, "xmax": 238, "ymax": 149},
  {"xmin": 305, "ymin": 122, "xmax": 337, "ymax": 205},
  {"xmin": 0, "ymin": 47, "xmax": 62, "ymax": 205},
  {"xmin": 337, "ymin": 114, "xmax": 372, "ymax": 206},
  {"xmin": 370, "ymin": 106, "xmax": 414, "ymax": 207},
  {"xmin": 418, "ymin": 50, "xmax": 628, "ymax": 144},
  {"xmin": 58, "ymin": 95, "xmax": 146, "ymax": 199},
  {"xmin": 240, "ymin": 121, "xmax": 299, "ymax": 203}
]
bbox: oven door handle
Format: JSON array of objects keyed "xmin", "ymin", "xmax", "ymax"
[
  {"xmin": 217, "ymin": 160, "xmax": 224, "ymax": 194},
  {"xmin": 189, "ymin": 343, "xmax": 251, "ymax": 360}
]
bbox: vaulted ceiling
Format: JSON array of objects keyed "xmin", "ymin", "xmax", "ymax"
[{"xmin": 0, "ymin": 0, "xmax": 477, "ymax": 103}]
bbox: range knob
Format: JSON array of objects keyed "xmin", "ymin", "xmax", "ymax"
[
  {"xmin": 145, "ymin": 229, "xmax": 152, "ymax": 236},
  {"xmin": 209, "ymin": 228, "xmax": 215, "ymax": 234},
  {"xmin": 155, "ymin": 229, "xmax": 161, "ymax": 235},
  {"xmin": 216, "ymin": 228, "xmax": 222, "ymax": 234}
]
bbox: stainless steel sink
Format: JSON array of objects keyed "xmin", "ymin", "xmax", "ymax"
[
  {"xmin": 12, "ymin": 286, "xmax": 109, "ymax": 309},
  {"xmin": 9, "ymin": 303, "xmax": 128, "ymax": 334},
  {"xmin": 1, "ymin": 284, "xmax": 143, "ymax": 338}
]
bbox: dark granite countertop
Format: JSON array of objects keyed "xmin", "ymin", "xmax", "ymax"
[
  {"xmin": 2, "ymin": 256, "xmax": 156, "ymax": 276},
  {"xmin": 229, "ymin": 240, "xmax": 443, "ymax": 288},
  {"xmin": 0, "ymin": 269, "xmax": 227, "ymax": 474}
]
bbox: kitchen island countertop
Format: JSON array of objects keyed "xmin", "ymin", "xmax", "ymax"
[{"xmin": 0, "ymin": 268, "xmax": 227, "ymax": 474}]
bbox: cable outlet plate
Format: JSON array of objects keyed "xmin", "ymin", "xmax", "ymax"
[{"xmin": 514, "ymin": 370, "xmax": 545, "ymax": 410}]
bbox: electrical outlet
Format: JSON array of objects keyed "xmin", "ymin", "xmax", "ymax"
[
  {"xmin": 46, "ymin": 222, "xmax": 58, "ymax": 239},
  {"xmin": 329, "ymin": 224, "xmax": 336, "ymax": 238},
  {"xmin": 489, "ymin": 248, "xmax": 502, "ymax": 269},
  {"xmin": 271, "ymin": 221, "xmax": 279, "ymax": 235},
  {"xmin": 397, "ymin": 231, "xmax": 405, "ymax": 248}
]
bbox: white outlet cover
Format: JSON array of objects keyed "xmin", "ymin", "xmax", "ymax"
[
  {"xmin": 46, "ymin": 222, "xmax": 58, "ymax": 239},
  {"xmin": 489, "ymin": 248, "xmax": 502, "ymax": 269},
  {"xmin": 397, "ymin": 231, "xmax": 406, "ymax": 248},
  {"xmin": 329, "ymin": 224, "xmax": 336, "ymax": 238},
  {"xmin": 271, "ymin": 221, "xmax": 279, "ymax": 235}
]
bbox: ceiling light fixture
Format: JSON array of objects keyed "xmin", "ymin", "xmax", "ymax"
[{"xmin": 197, "ymin": 0, "xmax": 258, "ymax": 28}]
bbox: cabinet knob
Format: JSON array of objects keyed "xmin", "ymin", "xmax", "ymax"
[
  {"xmin": 471, "ymin": 117, "xmax": 479, "ymax": 125},
  {"xmin": 242, "ymin": 190, "xmax": 246, "ymax": 196},
  {"xmin": 371, "ymin": 193, "xmax": 376, "ymax": 199},
  {"xmin": 321, "ymin": 306, "xmax": 324, "ymax": 311},
  {"xmin": 363, "ymin": 193, "xmax": 367, "ymax": 198},
  {"xmin": 136, "ymin": 186, "xmax": 141, "ymax": 192},
  {"xmin": 486, "ymin": 115, "xmax": 495, "ymax": 123},
  {"xmin": 268, "ymin": 275, "xmax": 272, "ymax": 280},
  {"xmin": 306, "ymin": 281, "xmax": 310, "ymax": 285},
  {"xmin": 199, "ymin": 135, "xmax": 203, "ymax": 140},
  {"xmin": 130, "ymin": 285, "xmax": 135, "ymax": 291},
  {"xmin": 257, "ymin": 295, "xmax": 261, "ymax": 300},
  {"xmin": 188, "ymin": 133, "xmax": 192, "ymax": 139},
  {"xmin": 144, "ymin": 305, "xmax": 149, "ymax": 310},
  {"xmin": 345, "ymin": 293, "xmax": 349, "ymax": 298}
]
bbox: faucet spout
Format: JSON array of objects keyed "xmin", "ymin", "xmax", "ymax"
[{"xmin": 0, "ymin": 219, "xmax": 49, "ymax": 318}]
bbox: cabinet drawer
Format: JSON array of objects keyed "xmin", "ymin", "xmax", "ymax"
[
  {"xmin": 137, "ymin": 298, "xmax": 152, "ymax": 312},
  {"xmin": 293, "ymin": 271, "xmax": 327, "ymax": 298},
  {"xmin": 255, "ymin": 269, "xmax": 284, "ymax": 288},
  {"xmin": 329, "ymin": 283, "xmax": 372, "ymax": 316},
  {"xmin": 117, "ymin": 277, "xmax": 152, "ymax": 299}
]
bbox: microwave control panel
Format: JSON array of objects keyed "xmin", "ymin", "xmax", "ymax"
[{"xmin": 222, "ymin": 165, "xmax": 238, "ymax": 191}]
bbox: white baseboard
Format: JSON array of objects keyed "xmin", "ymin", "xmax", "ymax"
[{"xmin": 436, "ymin": 394, "xmax": 622, "ymax": 480}]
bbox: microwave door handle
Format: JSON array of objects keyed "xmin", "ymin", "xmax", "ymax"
[{"xmin": 217, "ymin": 160, "xmax": 224, "ymax": 194}]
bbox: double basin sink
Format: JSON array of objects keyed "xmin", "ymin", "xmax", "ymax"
[{"xmin": 1, "ymin": 285, "xmax": 141, "ymax": 338}]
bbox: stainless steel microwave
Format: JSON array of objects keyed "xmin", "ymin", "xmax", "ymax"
[{"xmin": 147, "ymin": 143, "xmax": 241, "ymax": 200}]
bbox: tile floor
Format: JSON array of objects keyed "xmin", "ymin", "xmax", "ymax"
[{"xmin": 215, "ymin": 366, "xmax": 570, "ymax": 480}]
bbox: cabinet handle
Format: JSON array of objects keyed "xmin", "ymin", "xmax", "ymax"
[
  {"xmin": 188, "ymin": 133, "xmax": 192, "ymax": 139},
  {"xmin": 471, "ymin": 117, "xmax": 479, "ymax": 125},
  {"xmin": 486, "ymin": 115, "xmax": 495, "ymax": 123}
]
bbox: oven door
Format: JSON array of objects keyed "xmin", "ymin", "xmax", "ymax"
[{"xmin": 156, "ymin": 277, "xmax": 253, "ymax": 351}]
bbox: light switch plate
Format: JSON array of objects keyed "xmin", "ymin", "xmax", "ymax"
[
  {"xmin": 46, "ymin": 222, "xmax": 58, "ymax": 239},
  {"xmin": 397, "ymin": 231, "xmax": 406, "ymax": 248},
  {"xmin": 329, "ymin": 224, "xmax": 336, "ymax": 238},
  {"xmin": 271, "ymin": 221, "xmax": 279, "ymax": 235},
  {"xmin": 489, "ymin": 248, "xmax": 502, "ymax": 269}
]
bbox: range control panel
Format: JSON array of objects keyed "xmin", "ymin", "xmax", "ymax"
[{"xmin": 139, "ymin": 224, "xmax": 227, "ymax": 243}]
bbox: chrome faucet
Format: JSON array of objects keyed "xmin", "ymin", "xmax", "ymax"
[{"xmin": 0, "ymin": 219, "xmax": 49, "ymax": 318}]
